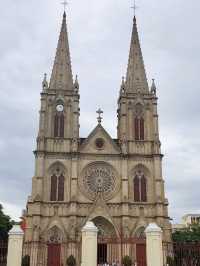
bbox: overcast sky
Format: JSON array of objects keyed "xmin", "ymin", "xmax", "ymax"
[{"xmin": 0, "ymin": 0, "xmax": 200, "ymax": 223}]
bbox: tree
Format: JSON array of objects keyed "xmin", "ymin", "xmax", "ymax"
[
  {"xmin": 66, "ymin": 255, "xmax": 76, "ymax": 266},
  {"xmin": 122, "ymin": 256, "xmax": 132, "ymax": 266},
  {"xmin": 0, "ymin": 204, "xmax": 13, "ymax": 240},
  {"xmin": 173, "ymin": 224, "xmax": 200, "ymax": 242},
  {"xmin": 21, "ymin": 255, "xmax": 30, "ymax": 266}
]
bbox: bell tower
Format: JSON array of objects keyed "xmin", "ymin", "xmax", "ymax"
[
  {"xmin": 30, "ymin": 11, "xmax": 80, "ymax": 204},
  {"xmin": 117, "ymin": 16, "xmax": 160, "ymax": 154},
  {"xmin": 37, "ymin": 12, "xmax": 80, "ymax": 146}
]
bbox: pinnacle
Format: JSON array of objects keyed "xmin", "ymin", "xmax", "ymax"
[
  {"xmin": 133, "ymin": 15, "xmax": 137, "ymax": 25},
  {"xmin": 49, "ymin": 12, "xmax": 73, "ymax": 91}
]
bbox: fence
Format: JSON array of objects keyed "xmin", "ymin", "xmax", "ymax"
[
  {"xmin": 164, "ymin": 242, "xmax": 200, "ymax": 266},
  {"xmin": 0, "ymin": 240, "xmax": 8, "ymax": 266},
  {"xmin": 22, "ymin": 237, "xmax": 146, "ymax": 266},
  {"xmin": 22, "ymin": 241, "xmax": 81, "ymax": 266},
  {"xmin": 97, "ymin": 237, "xmax": 146, "ymax": 266}
]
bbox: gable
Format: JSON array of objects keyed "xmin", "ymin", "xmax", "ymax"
[{"xmin": 79, "ymin": 124, "xmax": 120, "ymax": 154}]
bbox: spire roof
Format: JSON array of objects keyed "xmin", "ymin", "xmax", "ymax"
[
  {"xmin": 126, "ymin": 16, "xmax": 149, "ymax": 92},
  {"xmin": 49, "ymin": 12, "xmax": 73, "ymax": 91}
]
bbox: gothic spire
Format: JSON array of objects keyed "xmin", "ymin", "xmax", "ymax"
[
  {"xmin": 126, "ymin": 16, "xmax": 149, "ymax": 92},
  {"xmin": 49, "ymin": 12, "xmax": 73, "ymax": 91}
]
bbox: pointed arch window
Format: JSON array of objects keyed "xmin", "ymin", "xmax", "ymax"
[
  {"xmin": 50, "ymin": 171, "xmax": 65, "ymax": 202},
  {"xmin": 141, "ymin": 175, "xmax": 147, "ymax": 202},
  {"xmin": 134, "ymin": 175, "xmax": 140, "ymax": 202},
  {"xmin": 54, "ymin": 113, "xmax": 65, "ymax": 138},
  {"xmin": 54, "ymin": 104, "xmax": 65, "ymax": 138},
  {"xmin": 133, "ymin": 172, "xmax": 147, "ymax": 202},
  {"xmin": 135, "ymin": 117, "xmax": 144, "ymax": 140},
  {"xmin": 134, "ymin": 103, "xmax": 145, "ymax": 141}
]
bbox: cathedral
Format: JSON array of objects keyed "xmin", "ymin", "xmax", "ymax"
[{"xmin": 24, "ymin": 10, "xmax": 171, "ymax": 266}]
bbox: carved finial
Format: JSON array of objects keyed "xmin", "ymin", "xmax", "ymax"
[
  {"xmin": 151, "ymin": 78, "xmax": 157, "ymax": 95},
  {"xmin": 122, "ymin": 76, "xmax": 125, "ymax": 85},
  {"xmin": 120, "ymin": 76, "xmax": 125, "ymax": 95},
  {"xmin": 42, "ymin": 73, "xmax": 48, "ymax": 90},
  {"xmin": 74, "ymin": 74, "xmax": 79, "ymax": 91},
  {"xmin": 96, "ymin": 108, "xmax": 103, "ymax": 124}
]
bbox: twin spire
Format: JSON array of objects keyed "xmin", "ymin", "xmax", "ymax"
[
  {"xmin": 125, "ymin": 16, "xmax": 149, "ymax": 93},
  {"xmin": 49, "ymin": 12, "xmax": 73, "ymax": 91},
  {"xmin": 47, "ymin": 12, "xmax": 152, "ymax": 94}
]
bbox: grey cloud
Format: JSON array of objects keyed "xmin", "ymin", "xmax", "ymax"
[{"xmin": 0, "ymin": 0, "xmax": 200, "ymax": 222}]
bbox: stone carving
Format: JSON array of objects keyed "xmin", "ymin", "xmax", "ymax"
[
  {"xmin": 48, "ymin": 226, "xmax": 63, "ymax": 243},
  {"xmin": 135, "ymin": 102, "xmax": 144, "ymax": 117},
  {"xmin": 72, "ymin": 138, "xmax": 78, "ymax": 152},
  {"xmin": 79, "ymin": 162, "xmax": 119, "ymax": 201},
  {"xmin": 120, "ymin": 134, "xmax": 128, "ymax": 155}
]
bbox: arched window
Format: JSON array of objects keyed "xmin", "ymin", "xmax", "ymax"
[
  {"xmin": 134, "ymin": 175, "xmax": 140, "ymax": 202},
  {"xmin": 50, "ymin": 174, "xmax": 57, "ymax": 201},
  {"xmin": 133, "ymin": 171, "xmax": 147, "ymax": 202},
  {"xmin": 50, "ymin": 169, "xmax": 65, "ymax": 201},
  {"xmin": 54, "ymin": 104, "xmax": 65, "ymax": 138},
  {"xmin": 58, "ymin": 174, "xmax": 64, "ymax": 201},
  {"xmin": 134, "ymin": 103, "xmax": 145, "ymax": 141},
  {"xmin": 135, "ymin": 117, "xmax": 144, "ymax": 140},
  {"xmin": 54, "ymin": 114, "xmax": 59, "ymax": 138},
  {"xmin": 135, "ymin": 118, "xmax": 139, "ymax": 141},
  {"xmin": 59, "ymin": 114, "xmax": 64, "ymax": 138},
  {"xmin": 141, "ymin": 175, "xmax": 147, "ymax": 202}
]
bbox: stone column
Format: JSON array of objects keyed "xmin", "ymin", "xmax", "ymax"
[
  {"xmin": 145, "ymin": 223, "xmax": 163, "ymax": 266},
  {"xmin": 81, "ymin": 221, "xmax": 98, "ymax": 266},
  {"xmin": 7, "ymin": 225, "xmax": 24, "ymax": 266}
]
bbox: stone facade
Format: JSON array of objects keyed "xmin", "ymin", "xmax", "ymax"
[{"xmin": 24, "ymin": 12, "xmax": 171, "ymax": 264}]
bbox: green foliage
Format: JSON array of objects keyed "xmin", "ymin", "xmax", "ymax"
[
  {"xmin": 21, "ymin": 255, "xmax": 30, "ymax": 266},
  {"xmin": 66, "ymin": 255, "xmax": 76, "ymax": 266},
  {"xmin": 122, "ymin": 255, "xmax": 132, "ymax": 266},
  {"xmin": 173, "ymin": 224, "xmax": 200, "ymax": 242},
  {"xmin": 166, "ymin": 256, "xmax": 175, "ymax": 266},
  {"xmin": 0, "ymin": 204, "xmax": 13, "ymax": 240}
]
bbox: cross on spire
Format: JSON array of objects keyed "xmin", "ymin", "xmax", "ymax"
[
  {"xmin": 96, "ymin": 108, "xmax": 103, "ymax": 124},
  {"xmin": 61, "ymin": 1, "xmax": 68, "ymax": 12},
  {"xmin": 131, "ymin": 0, "xmax": 138, "ymax": 17}
]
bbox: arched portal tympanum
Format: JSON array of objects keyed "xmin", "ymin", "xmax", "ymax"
[{"xmin": 91, "ymin": 216, "xmax": 118, "ymax": 265}]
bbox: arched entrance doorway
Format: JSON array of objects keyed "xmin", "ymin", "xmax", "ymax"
[
  {"xmin": 47, "ymin": 226, "xmax": 63, "ymax": 266},
  {"xmin": 135, "ymin": 227, "xmax": 146, "ymax": 266},
  {"xmin": 92, "ymin": 217, "xmax": 118, "ymax": 265}
]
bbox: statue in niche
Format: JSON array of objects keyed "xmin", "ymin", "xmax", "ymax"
[
  {"xmin": 120, "ymin": 134, "xmax": 128, "ymax": 155},
  {"xmin": 68, "ymin": 219, "xmax": 76, "ymax": 240},
  {"xmin": 123, "ymin": 220, "xmax": 130, "ymax": 238}
]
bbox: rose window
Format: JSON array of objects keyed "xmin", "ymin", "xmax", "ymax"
[{"xmin": 80, "ymin": 162, "xmax": 119, "ymax": 200}]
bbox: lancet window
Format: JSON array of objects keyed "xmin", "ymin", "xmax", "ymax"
[
  {"xmin": 54, "ymin": 103, "xmax": 65, "ymax": 138},
  {"xmin": 50, "ymin": 167, "xmax": 65, "ymax": 201},
  {"xmin": 134, "ymin": 170, "xmax": 147, "ymax": 202},
  {"xmin": 134, "ymin": 103, "xmax": 144, "ymax": 141}
]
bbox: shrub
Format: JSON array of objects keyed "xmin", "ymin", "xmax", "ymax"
[
  {"xmin": 21, "ymin": 255, "xmax": 30, "ymax": 266},
  {"xmin": 166, "ymin": 256, "xmax": 175, "ymax": 266},
  {"xmin": 66, "ymin": 255, "xmax": 76, "ymax": 266},
  {"xmin": 122, "ymin": 255, "xmax": 132, "ymax": 266}
]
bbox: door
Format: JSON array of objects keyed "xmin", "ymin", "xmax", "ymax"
[
  {"xmin": 136, "ymin": 244, "xmax": 146, "ymax": 266},
  {"xmin": 98, "ymin": 243, "xmax": 107, "ymax": 264},
  {"xmin": 47, "ymin": 244, "xmax": 61, "ymax": 266}
]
